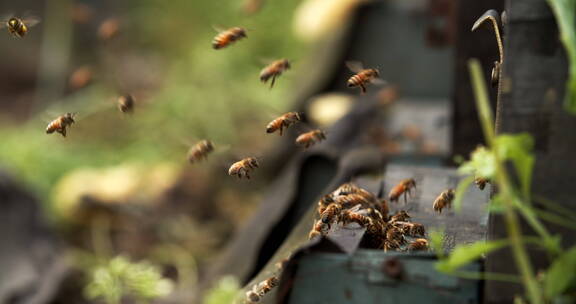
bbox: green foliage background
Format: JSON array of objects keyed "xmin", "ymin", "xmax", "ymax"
[{"xmin": 0, "ymin": 0, "xmax": 308, "ymax": 212}]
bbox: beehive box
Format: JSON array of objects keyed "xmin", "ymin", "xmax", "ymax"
[{"xmin": 236, "ymin": 164, "xmax": 490, "ymax": 303}]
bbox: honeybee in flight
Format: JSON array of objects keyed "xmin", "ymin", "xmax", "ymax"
[
  {"xmin": 188, "ymin": 140, "xmax": 214, "ymax": 163},
  {"xmin": 2, "ymin": 16, "xmax": 40, "ymax": 38},
  {"xmin": 117, "ymin": 94, "xmax": 135, "ymax": 114},
  {"xmin": 346, "ymin": 61, "xmax": 386, "ymax": 94},
  {"xmin": 433, "ymin": 189, "xmax": 455, "ymax": 213},
  {"xmin": 474, "ymin": 177, "xmax": 489, "ymax": 190},
  {"xmin": 407, "ymin": 238, "xmax": 429, "ymax": 251},
  {"xmin": 228, "ymin": 157, "xmax": 259, "ymax": 179},
  {"xmin": 97, "ymin": 18, "xmax": 120, "ymax": 41},
  {"xmin": 266, "ymin": 112, "xmax": 301, "ymax": 135},
  {"xmin": 296, "ymin": 129, "xmax": 326, "ymax": 148},
  {"xmin": 46, "ymin": 113, "xmax": 75, "ymax": 137},
  {"xmin": 389, "ymin": 178, "xmax": 416, "ymax": 203},
  {"xmin": 260, "ymin": 59, "xmax": 291, "ymax": 88},
  {"xmin": 212, "ymin": 26, "xmax": 246, "ymax": 50}
]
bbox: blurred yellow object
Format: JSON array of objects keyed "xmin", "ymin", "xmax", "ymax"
[
  {"xmin": 52, "ymin": 162, "xmax": 179, "ymax": 222},
  {"xmin": 307, "ymin": 93, "xmax": 355, "ymax": 127},
  {"xmin": 293, "ymin": 0, "xmax": 368, "ymax": 41}
]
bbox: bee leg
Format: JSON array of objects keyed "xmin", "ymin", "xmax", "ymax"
[
  {"xmin": 360, "ymin": 84, "xmax": 367, "ymax": 94},
  {"xmin": 279, "ymin": 126, "xmax": 283, "ymax": 136},
  {"xmin": 270, "ymin": 75, "xmax": 277, "ymax": 89},
  {"xmin": 60, "ymin": 128, "xmax": 67, "ymax": 137}
]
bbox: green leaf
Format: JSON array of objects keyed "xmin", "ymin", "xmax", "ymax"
[
  {"xmin": 429, "ymin": 228, "xmax": 445, "ymax": 258},
  {"xmin": 487, "ymin": 194, "xmax": 506, "ymax": 214},
  {"xmin": 545, "ymin": 246, "xmax": 576, "ymax": 298},
  {"xmin": 468, "ymin": 59, "xmax": 496, "ymax": 142},
  {"xmin": 495, "ymin": 133, "xmax": 535, "ymax": 199},
  {"xmin": 546, "ymin": 0, "xmax": 576, "ymax": 114},
  {"xmin": 454, "ymin": 175, "xmax": 475, "ymax": 212},
  {"xmin": 436, "ymin": 240, "xmax": 509, "ymax": 273},
  {"xmin": 458, "ymin": 146, "xmax": 496, "ymax": 179},
  {"xmin": 204, "ymin": 276, "xmax": 241, "ymax": 304}
]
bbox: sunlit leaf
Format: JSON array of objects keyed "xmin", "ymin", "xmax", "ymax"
[
  {"xmin": 495, "ymin": 133, "xmax": 535, "ymax": 198},
  {"xmin": 545, "ymin": 246, "xmax": 576, "ymax": 298},
  {"xmin": 454, "ymin": 175, "xmax": 475, "ymax": 212},
  {"xmin": 436, "ymin": 240, "xmax": 509, "ymax": 273},
  {"xmin": 458, "ymin": 146, "xmax": 496, "ymax": 179},
  {"xmin": 204, "ymin": 275, "xmax": 241, "ymax": 304},
  {"xmin": 546, "ymin": 0, "xmax": 576, "ymax": 114}
]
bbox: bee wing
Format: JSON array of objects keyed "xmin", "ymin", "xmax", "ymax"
[
  {"xmin": 0, "ymin": 13, "xmax": 13, "ymax": 28},
  {"xmin": 23, "ymin": 17, "xmax": 41, "ymax": 27},
  {"xmin": 347, "ymin": 204, "xmax": 363, "ymax": 213},
  {"xmin": 345, "ymin": 61, "xmax": 365, "ymax": 73},
  {"xmin": 212, "ymin": 25, "xmax": 227, "ymax": 32},
  {"xmin": 21, "ymin": 11, "xmax": 41, "ymax": 27},
  {"xmin": 370, "ymin": 78, "xmax": 388, "ymax": 85}
]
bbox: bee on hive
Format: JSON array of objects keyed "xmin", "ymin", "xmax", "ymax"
[
  {"xmin": 309, "ymin": 219, "xmax": 329, "ymax": 239},
  {"xmin": 407, "ymin": 238, "xmax": 429, "ymax": 251},
  {"xmin": 389, "ymin": 210, "xmax": 411, "ymax": 223}
]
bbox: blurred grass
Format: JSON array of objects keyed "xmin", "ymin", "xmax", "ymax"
[{"xmin": 0, "ymin": 0, "xmax": 308, "ymax": 215}]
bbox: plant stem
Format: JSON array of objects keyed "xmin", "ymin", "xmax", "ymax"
[{"xmin": 469, "ymin": 59, "xmax": 544, "ymax": 304}]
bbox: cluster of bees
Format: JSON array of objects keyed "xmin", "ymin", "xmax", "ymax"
[
  {"xmin": 2, "ymin": 14, "xmax": 386, "ymax": 181},
  {"xmin": 309, "ymin": 182, "xmax": 429, "ymax": 252},
  {"xmin": 308, "ymin": 177, "xmax": 489, "ymax": 251}
]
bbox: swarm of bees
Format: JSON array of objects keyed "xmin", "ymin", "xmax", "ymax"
[
  {"xmin": 26, "ymin": 6, "xmax": 392, "ymax": 180},
  {"xmin": 309, "ymin": 183, "xmax": 429, "ymax": 252}
]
